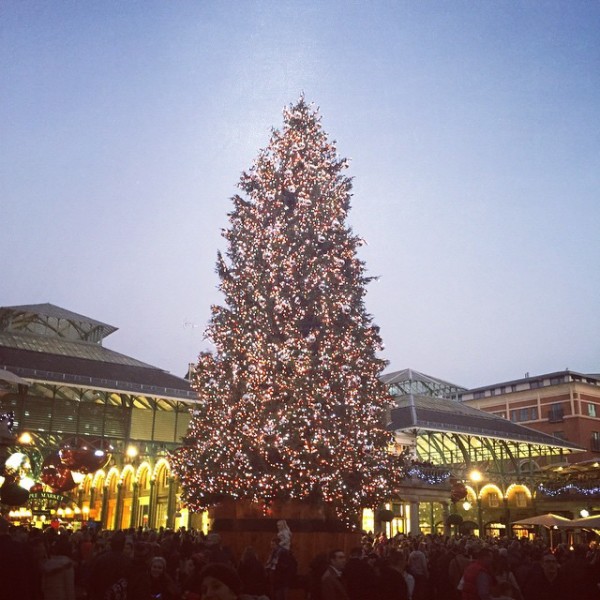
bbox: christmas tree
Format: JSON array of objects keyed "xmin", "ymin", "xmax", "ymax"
[{"xmin": 172, "ymin": 98, "xmax": 403, "ymax": 523}]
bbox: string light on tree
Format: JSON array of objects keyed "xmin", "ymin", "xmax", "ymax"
[{"xmin": 170, "ymin": 97, "xmax": 403, "ymax": 524}]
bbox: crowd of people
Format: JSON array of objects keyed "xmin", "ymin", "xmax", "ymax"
[
  {"xmin": 1, "ymin": 516, "xmax": 600, "ymax": 600},
  {"xmin": 327, "ymin": 531, "xmax": 600, "ymax": 600}
]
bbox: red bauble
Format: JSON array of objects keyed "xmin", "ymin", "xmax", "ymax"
[
  {"xmin": 40, "ymin": 452, "xmax": 78, "ymax": 493},
  {"xmin": 29, "ymin": 483, "xmax": 44, "ymax": 494},
  {"xmin": 58, "ymin": 438, "xmax": 111, "ymax": 474},
  {"xmin": 450, "ymin": 481, "xmax": 468, "ymax": 503},
  {"xmin": 0, "ymin": 481, "xmax": 29, "ymax": 506}
]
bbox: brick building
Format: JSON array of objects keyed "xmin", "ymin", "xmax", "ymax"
[{"xmin": 457, "ymin": 370, "xmax": 600, "ymax": 463}]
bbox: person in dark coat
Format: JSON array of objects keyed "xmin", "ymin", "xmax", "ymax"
[
  {"xmin": 342, "ymin": 547, "xmax": 380, "ymax": 600},
  {"xmin": 0, "ymin": 521, "xmax": 36, "ymax": 600},
  {"xmin": 307, "ymin": 552, "xmax": 329, "ymax": 600},
  {"xmin": 197, "ymin": 562, "xmax": 249, "ymax": 600},
  {"xmin": 126, "ymin": 542, "xmax": 153, "ymax": 600},
  {"xmin": 87, "ymin": 532, "xmax": 131, "ymax": 600},
  {"xmin": 379, "ymin": 550, "xmax": 409, "ymax": 600},
  {"xmin": 180, "ymin": 553, "xmax": 208, "ymax": 600},
  {"xmin": 560, "ymin": 544, "xmax": 597, "ymax": 600},
  {"xmin": 522, "ymin": 553, "xmax": 567, "ymax": 600},
  {"xmin": 238, "ymin": 546, "xmax": 269, "ymax": 597},
  {"xmin": 265, "ymin": 536, "xmax": 297, "ymax": 600},
  {"xmin": 321, "ymin": 549, "xmax": 350, "ymax": 600},
  {"xmin": 149, "ymin": 556, "xmax": 179, "ymax": 600}
]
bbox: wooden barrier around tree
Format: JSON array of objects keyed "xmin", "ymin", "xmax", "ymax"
[{"xmin": 208, "ymin": 499, "xmax": 362, "ymax": 578}]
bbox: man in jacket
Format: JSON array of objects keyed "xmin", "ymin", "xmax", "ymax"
[{"xmin": 321, "ymin": 549, "xmax": 350, "ymax": 600}]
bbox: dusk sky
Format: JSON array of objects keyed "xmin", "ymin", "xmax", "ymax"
[{"xmin": 2, "ymin": 1, "xmax": 599, "ymax": 389}]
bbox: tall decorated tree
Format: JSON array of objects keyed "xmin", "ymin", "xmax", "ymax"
[{"xmin": 172, "ymin": 98, "xmax": 403, "ymax": 524}]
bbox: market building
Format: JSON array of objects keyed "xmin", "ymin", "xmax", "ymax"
[
  {"xmin": 377, "ymin": 369, "xmax": 584, "ymax": 538},
  {"xmin": 457, "ymin": 370, "xmax": 600, "ymax": 524},
  {"xmin": 0, "ymin": 303, "xmax": 200, "ymax": 530},
  {"xmin": 0, "ymin": 305, "xmax": 593, "ymax": 536}
]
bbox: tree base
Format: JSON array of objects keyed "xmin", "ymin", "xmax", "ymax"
[{"xmin": 208, "ymin": 499, "xmax": 361, "ymax": 576}]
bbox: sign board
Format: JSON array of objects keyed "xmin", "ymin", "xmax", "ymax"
[{"xmin": 28, "ymin": 491, "xmax": 71, "ymax": 504}]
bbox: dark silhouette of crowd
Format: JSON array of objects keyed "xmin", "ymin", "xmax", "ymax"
[{"xmin": 2, "ymin": 518, "xmax": 600, "ymax": 600}]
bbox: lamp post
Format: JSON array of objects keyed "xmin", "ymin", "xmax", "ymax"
[{"xmin": 469, "ymin": 469, "xmax": 483, "ymax": 537}]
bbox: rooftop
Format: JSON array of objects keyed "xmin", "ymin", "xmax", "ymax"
[
  {"xmin": 0, "ymin": 303, "xmax": 118, "ymax": 340},
  {"xmin": 382, "ymin": 368, "xmax": 467, "ymax": 398},
  {"xmin": 458, "ymin": 370, "xmax": 600, "ymax": 401},
  {"xmin": 390, "ymin": 392, "xmax": 580, "ymax": 449},
  {"xmin": 0, "ymin": 303, "xmax": 195, "ymax": 402}
]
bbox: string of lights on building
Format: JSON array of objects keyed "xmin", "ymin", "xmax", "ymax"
[{"xmin": 538, "ymin": 481, "xmax": 600, "ymax": 498}]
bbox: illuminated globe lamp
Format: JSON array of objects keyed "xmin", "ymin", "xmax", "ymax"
[
  {"xmin": 18, "ymin": 431, "xmax": 33, "ymax": 445},
  {"xmin": 59, "ymin": 437, "xmax": 112, "ymax": 474}
]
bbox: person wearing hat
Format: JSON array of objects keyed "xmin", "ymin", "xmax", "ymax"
[{"xmin": 198, "ymin": 563, "xmax": 269, "ymax": 600}]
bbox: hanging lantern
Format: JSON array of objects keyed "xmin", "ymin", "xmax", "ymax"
[
  {"xmin": 40, "ymin": 452, "xmax": 78, "ymax": 493},
  {"xmin": 377, "ymin": 508, "xmax": 395, "ymax": 522},
  {"xmin": 450, "ymin": 481, "xmax": 468, "ymax": 503},
  {"xmin": 446, "ymin": 513, "xmax": 464, "ymax": 526},
  {"xmin": 59, "ymin": 438, "xmax": 111, "ymax": 474}
]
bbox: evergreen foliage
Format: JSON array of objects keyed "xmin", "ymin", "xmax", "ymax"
[{"xmin": 171, "ymin": 98, "xmax": 403, "ymax": 522}]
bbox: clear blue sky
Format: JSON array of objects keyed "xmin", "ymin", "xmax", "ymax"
[{"xmin": 2, "ymin": 1, "xmax": 599, "ymax": 388}]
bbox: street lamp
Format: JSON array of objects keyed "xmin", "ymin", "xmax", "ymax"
[
  {"xmin": 469, "ymin": 469, "xmax": 483, "ymax": 537},
  {"xmin": 18, "ymin": 432, "xmax": 33, "ymax": 445}
]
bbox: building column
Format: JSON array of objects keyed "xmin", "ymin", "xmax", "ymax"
[
  {"xmin": 476, "ymin": 495, "xmax": 483, "ymax": 537},
  {"xmin": 442, "ymin": 502, "xmax": 451, "ymax": 537},
  {"xmin": 147, "ymin": 480, "xmax": 157, "ymax": 528},
  {"xmin": 89, "ymin": 488, "xmax": 96, "ymax": 521},
  {"xmin": 503, "ymin": 497, "xmax": 511, "ymax": 538},
  {"xmin": 409, "ymin": 501, "xmax": 420, "ymax": 535},
  {"xmin": 166, "ymin": 477, "xmax": 177, "ymax": 530},
  {"xmin": 130, "ymin": 482, "xmax": 139, "ymax": 529},
  {"xmin": 114, "ymin": 482, "xmax": 124, "ymax": 530},
  {"xmin": 100, "ymin": 487, "xmax": 109, "ymax": 529}
]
